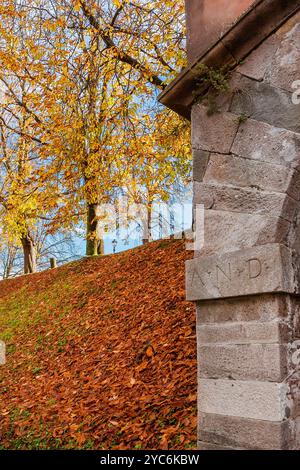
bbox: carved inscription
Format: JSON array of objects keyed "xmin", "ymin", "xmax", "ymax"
[
  {"xmin": 186, "ymin": 244, "xmax": 295, "ymax": 301},
  {"xmin": 192, "ymin": 259, "xmax": 262, "ymax": 289},
  {"xmin": 214, "ymin": 259, "xmax": 262, "ymax": 287}
]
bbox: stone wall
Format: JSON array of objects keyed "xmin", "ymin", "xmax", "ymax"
[{"xmin": 189, "ymin": 13, "xmax": 300, "ymax": 449}]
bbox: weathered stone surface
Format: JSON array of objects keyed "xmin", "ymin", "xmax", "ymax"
[
  {"xmin": 237, "ymin": 35, "xmax": 280, "ymax": 81},
  {"xmin": 197, "ymin": 294, "xmax": 291, "ymax": 324},
  {"xmin": 197, "ymin": 320, "xmax": 290, "ymax": 345},
  {"xmin": 198, "ymin": 378, "xmax": 289, "ymax": 421},
  {"xmin": 186, "ymin": 244, "xmax": 295, "ymax": 301},
  {"xmin": 193, "ymin": 149, "xmax": 210, "ymax": 182},
  {"xmin": 231, "ymin": 118, "xmax": 300, "ymax": 167},
  {"xmin": 192, "ymin": 104, "xmax": 239, "ymax": 153},
  {"xmin": 294, "ymin": 315, "xmax": 300, "ymax": 339},
  {"xmin": 295, "ymin": 417, "xmax": 300, "ymax": 449},
  {"xmin": 198, "ymin": 413, "xmax": 293, "ymax": 450},
  {"xmin": 198, "ymin": 343, "xmax": 288, "ymax": 381},
  {"xmin": 289, "ymin": 390, "xmax": 300, "ymax": 421},
  {"xmin": 204, "ymin": 87, "xmax": 234, "ymax": 113},
  {"xmin": 289, "ymin": 171, "xmax": 300, "ymax": 201},
  {"xmin": 195, "ymin": 210, "xmax": 290, "ymax": 257},
  {"xmin": 203, "ymin": 153, "xmax": 300, "ymax": 200},
  {"xmin": 293, "ymin": 299, "xmax": 300, "ymax": 338},
  {"xmin": 265, "ymin": 23, "xmax": 300, "ymax": 93},
  {"xmin": 194, "ymin": 182, "xmax": 297, "ymax": 221},
  {"xmin": 288, "ymin": 216, "xmax": 300, "ymax": 254},
  {"xmin": 230, "ymin": 76, "xmax": 300, "ymax": 133}
]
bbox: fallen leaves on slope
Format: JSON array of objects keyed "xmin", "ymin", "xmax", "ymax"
[{"xmin": 0, "ymin": 239, "xmax": 196, "ymax": 450}]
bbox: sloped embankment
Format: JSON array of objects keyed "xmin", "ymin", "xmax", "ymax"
[{"xmin": 0, "ymin": 239, "xmax": 196, "ymax": 450}]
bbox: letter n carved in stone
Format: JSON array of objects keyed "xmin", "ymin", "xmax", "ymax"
[{"xmin": 216, "ymin": 263, "xmax": 231, "ymax": 287}]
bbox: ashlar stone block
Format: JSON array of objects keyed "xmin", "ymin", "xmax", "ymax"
[
  {"xmin": 197, "ymin": 294, "xmax": 291, "ymax": 324},
  {"xmin": 192, "ymin": 104, "xmax": 239, "ymax": 153},
  {"xmin": 196, "ymin": 209, "xmax": 290, "ymax": 257},
  {"xmin": 230, "ymin": 76, "xmax": 300, "ymax": 134},
  {"xmin": 194, "ymin": 182, "xmax": 297, "ymax": 221},
  {"xmin": 186, "ymin": 244, "xmax": 296, "ymax": 301},
  {"xmin": 198, "ymin": 413, "xmax": 293, "ymax": 450},
  {"xmin": 198, "ymin": 343, "xmax": 288, "ymax": 381},
  {"xmin": 198, "ymin": 378, "xmax": 289, "ymax": 421},
  {"xmin": 203, "ymin": 153, "xmax": 300, "ymax": 200},
  {"xmin": 231, "ymin": 118, "xmax": 300, "ymax": 167},
  {"xmin": 197, "ymin": 320, "xmax": 290, "ymax": 345}
]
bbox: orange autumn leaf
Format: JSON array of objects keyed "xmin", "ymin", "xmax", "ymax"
[{"xmin": 145, "ymin": 345, "xmax": 154, "ymax": 357}]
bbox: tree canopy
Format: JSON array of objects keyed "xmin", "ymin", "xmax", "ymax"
[{"xmin": 0, "ymin": 0, "xmax": 190, "ymax": 273}]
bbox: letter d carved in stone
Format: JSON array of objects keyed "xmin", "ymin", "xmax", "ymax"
[{"xmin": 247, "ymin": 258, "xmax": 262, "ymax": 279}]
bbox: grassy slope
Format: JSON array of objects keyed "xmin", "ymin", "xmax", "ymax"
[{"xmin": 0, "ymin": 239, "xmax": 196, "ymax": 450}]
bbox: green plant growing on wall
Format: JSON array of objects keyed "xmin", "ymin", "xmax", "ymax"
[
  {"xmin": 236, "ymin": 113, "xmax": 248, "ymax": 124},
  {"xmin": 192, "ymin": 63, "xmax": 231, "ymax": 115},
  {"xmin": 195, "ymin": 63, "xmax": 230, "ymax": 93}
]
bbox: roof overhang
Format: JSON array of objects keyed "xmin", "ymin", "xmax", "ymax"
[{"xmin": 159, "ymin": 0, "xmax": 300, "ymax": 120}]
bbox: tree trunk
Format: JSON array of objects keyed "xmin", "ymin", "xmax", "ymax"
[
  {"xmin": 21, "ymin": 233, "xmax": 37, "ymax": 274},
  {"xmin": 142, "ymin": 205, "xmax": 152, "ymax": 245},
  {"xmin": 3, "ymin": 246, "xmax": 16, "ymax": 279},
  {"xmin": 86, "ymin": 203, "xmax": 104, "ymax": 256}
]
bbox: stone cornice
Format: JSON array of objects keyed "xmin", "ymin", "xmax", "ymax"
[{"xmin": 158, "ymin": 0, "xmax": 300, "ymax": 120}]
